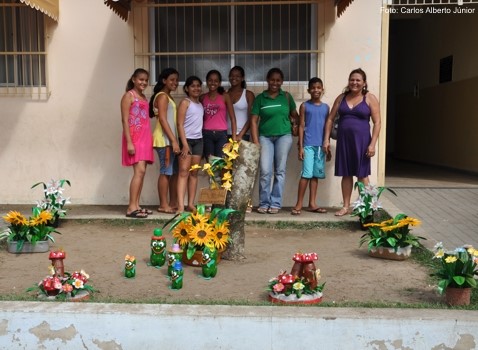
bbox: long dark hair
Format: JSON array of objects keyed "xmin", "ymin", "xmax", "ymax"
[
  {"xmin": 229, "ymin": 66, "xmax": 246, "ymax": 89},
  {"xmin": 266, "ymin": 67, "xmax": 284, "ymax": 80},
  {"xmin": 125, "ymin": 68, "xmax": 149, "ymax": 92},
  {"xmin": 344, "ymin": 68, "xmax": 369, "ymax": 95},
  {"xmin": 149, "ymin": 67, "xmax": 179, "ymax": 118},
  {"xmin": 183, "ymin": 76, "xmax": 202, "ymax": 97},
  {"xmin": 206, "ymin": 69, "xmax": 225, "ymax": 94}
]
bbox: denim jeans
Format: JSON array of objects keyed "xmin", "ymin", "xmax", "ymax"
[
  {"xmin": 203, "ymin": 129, "xmax": 228, "ymax": 159},
  {"xmin": 259, "ymin": 134, "xmax": 293, "ymax": 209}
]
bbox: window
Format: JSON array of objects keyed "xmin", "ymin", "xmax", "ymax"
[
  {"xmin": 139, "ymin": 0, "xmax": 320, "ymax": 85},
  {"xmin": 0, "ymin": 0, "xmax": 48, "ymax": 97}
]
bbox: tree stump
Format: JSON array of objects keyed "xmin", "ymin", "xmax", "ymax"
[{"xmin": 222, "ymin": 140, "xmax": 260, "ymax": 260}]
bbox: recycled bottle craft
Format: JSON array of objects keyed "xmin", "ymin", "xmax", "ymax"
[
  {"xmin": 167, "ymin": 244, "xmax": 183, "ymax": 277},
  {"xmin": 150, "ymin": 228, "xmax": 167, "ymax": 267},
  {"xmin": 170, "ymin": 261, "xmax": 183, "ymax": 290},
  {"xmin": 124, "ymin": 255, "xmax": 136, "ymax": 278},
  {"xmin": 201, "ymin": 246, "xmax": 218, "ymax": 279}
]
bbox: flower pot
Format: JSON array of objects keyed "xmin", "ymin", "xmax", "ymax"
[
  {"xmin": 368, "ymin": 245, "xmax": 412, "ymax": 261},
  {"xmin": 445, "ymin": 287, "xmax": 471, "ymax": 306},
  {"xmin": 7, "ymin": 240, "xmax": 49, "ymax": 254},
  {"xmin": 268, "ymin": 291, "xmax": 323, "ymax": 305},
  {"xmin": 182, "ymin": 249, "xmax": 222, "ymax": 266}
]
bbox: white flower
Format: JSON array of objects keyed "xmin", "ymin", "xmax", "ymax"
[
  {"xmin": 434, "ymin": 242, "xmax": 443, "ymax": 251},
  {"xmin": 364, "ymin": 184, "xmax": 379, "ymax": 197},
  {"xmin": 352, "ymin": 198, "xmax": 365, "ymax": 210},
  {"xmin": 370, "ymin": 198, "xmax": 382, "ymax": 211}
]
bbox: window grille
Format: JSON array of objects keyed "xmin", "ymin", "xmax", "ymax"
[
  {"xmin": 387, "ymin": 0, "xmax": 478, "ymax": 5},
  {"xmin": 133, "ymin": 0, "xmax": 322, "ymax": 88},
  {"xmin": 0, "ymin": 0, "xmax": 48, "ymax": 98}
]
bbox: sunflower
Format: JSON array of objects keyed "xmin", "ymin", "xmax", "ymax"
[
  {"xmin": 400, "ymin": 217, "xmax": 421, "ymax": 227},
  {"xmin": 188, "ymin": 222, "xmax": 214, "ymax": 247},
  {"xmin": 190, "ymin": 211, "xmax": 208, "ymax": 226},
  {"xmin": 172, "ymin": 220, "xmax": 192, "ymax": 247},
  {"xmin": 211, "ymin": 221, "xmax": 230, "ymax": 250},
  {"xmin": 37, "ymin": 210, "xmax": 53, "ymax": 225},
  {"xmin": 3, "ymin": 211, "xmax": 28, "ymax": 226}
]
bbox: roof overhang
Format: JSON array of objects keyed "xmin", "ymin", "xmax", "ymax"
[
  {"xmin": 104, "ymin": 0, "xmax": 131, "ymax": 22},
  {"xmin": 336, "ymin": 0, "xmax": 355, "ymax": 18},
  {"xmin": 19, "ymin": 0, "xmax": 59, "ymax": 21}
]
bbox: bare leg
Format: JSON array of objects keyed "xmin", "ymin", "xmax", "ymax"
[
  {"xmin": 157, "ymin": 174, "xmax": 172, "ymax": 211},
  {"xmin": 335, "ymin": 176, "xmax": 353, "ymax": 216},
  {"xmin": 177, "ymin": 155, "xmax": 192, "ymax": 214},
  {"xmin": 127, "ymin": 161, "xmax": 147, "ymax": 214},
  {"xmin": 187, "ymin": 155, "xmax": 202, "ymax": 211},
  {"xmin": 308, "ymin": 177, "xmax": 318, "ymax": 209},
  {"xmin": 292, "ymin": 178, "xmax": 309, "ymax": 212},
  {"xmin": 169, "ymin": 173, "xmax": 178, "ymax": 210}
]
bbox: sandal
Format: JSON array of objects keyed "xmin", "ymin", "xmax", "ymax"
[
  {"xmin": 140, "ymin": 208, "xmax": 153, "ymax": 215},
  {"xmin": 268, "ymin": 208, "xmax": 279, "ymax": 214},
  {"xmin": 308, "ymin": 207, "xmax": 327, "ymax": 214},
  {"xmin": 335, "ymin": 207, "xmax": 350, "ymax": 217},
  {"xmin": 126, "ymin": 209, "xmax": 148, "ymax": 219},
  {"xmin": 257, "ymin": 207, "xmax": 268, "ymax": 214},
  {"xmin": 290, "ymin": 208, "xmax": 301, "ymax": 216}
]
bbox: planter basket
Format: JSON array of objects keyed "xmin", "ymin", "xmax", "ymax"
[
  {"xmin": 368, "ymin": 245, "xmax": 412, "ymax": 261},
  {"xmin": 7, "ymin": 240, "xmax": 49, "ymax": 254}
]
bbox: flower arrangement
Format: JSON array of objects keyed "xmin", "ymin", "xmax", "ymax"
[
  {"xmin": 1, "ymin": 207, "xmax": 60, "ymax": 252},
  {"xmin": 32, "ymin": 179, "xmax": 71, "ymax": 219},
  {"xmin": 166, "ymin": 204, "xmax": 236, "ymax": 259},
  {"xmin": 267, "ymin": 252, "xmax": 325, "ymax": 303},
  {"xmin": 432, "ymin": 242, "xmax": 478, "ymax": 294},
  {"xmin": 352, "ymin": 182, "xmax": 396, "ymax": 224},
  {"xmin": 27, "ymin": 268, "xmax": 94, "ymax": 299},
  {"xmin": 360, "ymin": 213, "xmax": 424, "ymax": 252},
  {"xmin": 190, "ymin": 139, "xmax": 239, "ymax": 191}
]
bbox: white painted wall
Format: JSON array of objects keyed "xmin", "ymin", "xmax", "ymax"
[{"xmin": 0, "ymin": 0, "xmax": 383, "ymax": 209}]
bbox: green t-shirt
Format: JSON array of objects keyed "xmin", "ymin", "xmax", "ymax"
[{"xmin": 251, "ymin": 89, "xmax": 296, "ymax": 137}]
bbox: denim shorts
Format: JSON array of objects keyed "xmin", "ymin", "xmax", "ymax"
[
  {"xmin": 155, "ymin": 147, "xmax": 177, "ymax": 175},
  {"xmin": 301, "ymin": 146, "xmax": 326, "ymax": 179}
]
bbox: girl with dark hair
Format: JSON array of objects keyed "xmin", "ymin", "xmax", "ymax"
[
  {"xmin": 176, "ymin": 76, "xmax": 204, "ymax": 213},
  {"xmin": 251, "ymin": 67, "xmax": 298, "ymax": 214},
  {"xmin": 323, "ymin": 68, "xmax": 381, "ymax": 216},
  {"xmin": 121, "ymin": 68, "xmax": 154, "ymax": 218},
  {"xmin": 150, "ymin": 68, "xmax": 180, "ymax": 214},
  {"xmin": 201, "ymin": 70, "xmax": 237, "ymax": 159},
  {"xmin": 227, "ymin": 66, "xmax": 255, "ymax": 141}
]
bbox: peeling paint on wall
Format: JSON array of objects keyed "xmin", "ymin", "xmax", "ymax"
[
  {"xmin": 0, "ymin": 320, "xmax": 7, "ymax": 336},
  {"xmin": 29, "ymin": 321, "xmax": 77, "ymax": 344},
  {"xmin": 92, "ymin": 338, "xmax": 123, "ymax": 350}
]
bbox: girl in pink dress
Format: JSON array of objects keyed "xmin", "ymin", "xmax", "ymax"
[{"xmin": 121, "ymin": 68, "xmax": 154, "ymax": 218}]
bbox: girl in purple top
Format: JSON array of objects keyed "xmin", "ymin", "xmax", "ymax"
[
  {"xmin": 200, "ymin": 70, "xmax": 237, "ymax": 159},
  {"xmin": 177, "ymin": 76, "xmax": 204, "ymax": 213}
]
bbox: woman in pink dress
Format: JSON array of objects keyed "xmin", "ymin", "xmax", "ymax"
[{"xmin": 121, "ymin": 68, "xmax": 154, "ymax": 218}]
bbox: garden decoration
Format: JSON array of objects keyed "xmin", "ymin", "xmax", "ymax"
[
  {"xmin": 149, "ymin": 228, "xmax": 167, "ymax": 268},
  {"xmin": 165, "ymin": 204, "xmax": 235, "ymax": 266},
  {"xmin": 26, "ymin": 251, "xmax": 94, "ymax": 301},
  {"xmin": 167, "ymin": 244, "xmax": 183, "ymax": 276},
  {"xmin": 351, "ymin": 182, "xmax": 396, "ymax": 229},
  {"xmin": 49, "ymin": 250, "xmax": 66, "ymax": 277},
  {"xmin": 1, "ymin": 208, "xmax": 60, "ymax": 253},
  {"xmin": 32, "ymin": 178, "xmax": 71, "ymax": 227},
  {"xmin": 201, "ymin": 246, "xmax": 218, "ymax": 279},
  {"xmin": 360, "ymin": 213, "xmax": 424, "ymax": 260},
  {"xmin": 268, "ymin": 252, "xmax": 325, "ymax": 304},
  {"xmin": 170, "ymin": 261, "xmax": 184, "ymax": 290},
  {"xmin": 431, "ymin": 242, "xmax": 478, "ymax": 306},
  {"xmin": 124, "ymin": 255, "xmax": 136, "ymax": 278}
]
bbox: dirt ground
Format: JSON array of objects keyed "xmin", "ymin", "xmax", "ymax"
[{"xmin": 0, "ymin": 220, "xmax": 442, "ymax": 305}]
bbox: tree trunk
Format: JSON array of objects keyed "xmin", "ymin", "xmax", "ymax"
[{"xmin": 222, "ymin": 140, "xmax": 260, "ymax": 260}]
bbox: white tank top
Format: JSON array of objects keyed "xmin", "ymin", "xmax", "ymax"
[
  {"xmin": 183, "ymin": 98, "xmax": 204, "ymax": 139},
  {"xmin": 228, "ymin": 89, "xmax": 249, "ymax": 135}
]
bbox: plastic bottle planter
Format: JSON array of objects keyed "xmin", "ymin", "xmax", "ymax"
[
  {"xmin": 167, "ymin": 244, "xmax": 183, "ymax": 277},
  {"xmin": 49, "ymin": 250, "xmax": 66, "ymax": 277},
  {"xmin": 150, "ymin": 228, "xmax": 167, "ymax": 267},
  {"xmin": 368, "ymin": 245, "xmax": 412, "ymax": 261},
  {"xmin": 124, "ymin": 255, "xmax": 136, "ymax": 278},
  {"xmin": 201, "ymin": 246, "xmax": 218, "ymax": 279},
  {"xmin": 170, "ymin": 261, "xmax": 183, "ymax": 290}
]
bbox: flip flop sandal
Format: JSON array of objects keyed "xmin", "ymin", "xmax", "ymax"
[
  {"xmin": 308, "ymin": 207, "xmax": 327, "ymax": 213},
  {"xmin": 290, "ymin": 209, "xmax": 301, "ymax": 216},
  {"xmin": 140, "ymin": 208, "xmax": 153, "ymax": 215},
  {"xmin": 126, "ymin": 209, "xmax": 148, "ymax": 219},
  {"xmin": 335, "ymin": 207, "xmax": 350, "ymax": 217},
  {"xmin": 257, "ymin": 207, "xmax": 268, "ymax": 214},
  {"xmin": 268, "ymin": 208, "xmax": 280, "ymax": 214}
]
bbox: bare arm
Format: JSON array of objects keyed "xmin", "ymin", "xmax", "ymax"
[
  {"xmin": 298, "ymin": 102, "xmax": 306, "ymax": 161},
  {"xmin": 237, "ymin": 90, "xmax": 255, "ymax": 140},
  {"xmin": 224, "ymin": 93, "xmax": 237, "ymax": 140},
  {"xmin": 322, "ymin": 94, "xmax": 344, "ymax": 154},
  {"xmin": 176, "ymin": 99, "xmax": 191, "ymax": 157},
  {"xmin": 251, "ymin": 114, "xmax": 260, "ymax": 145},
  {"xmin": 366, "ymin": 92, "xmax": 381, "ymax": 158},
  {"xmin": 120, "ymin": 92, "xmax": 135, "ymax": 155}
]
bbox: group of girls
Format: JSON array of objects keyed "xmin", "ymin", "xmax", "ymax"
[{"xmin": 120, "ymin": 66, "xmax": 255, "ymax": 218}]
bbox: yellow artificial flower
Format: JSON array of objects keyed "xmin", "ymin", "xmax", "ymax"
[
  {"xmin": 190, "ymin": 212, "xmax": 208, "ymax": 226},
  {"xmin": 222, "ymin": 171, "xmax": 232, "ymax": 182},
  {"xmin": 172, "ymin": 220, "xmax": 192, "ymax": 247},
  {"xmin": 381, "ymin": 224, "xmax": 400, "ymax": 232},
  {"xmin": 3, "ymin": 211, "xmax": 28, "ymax": 226},
  {"xmin": 363, "ymin": 222, "xmax": 383, "ymax": 228},
  {"xmin": 434, "ymin": 249, "xmax": 445, "ymax": 258},
  {"xmin": 125, "ymin": 255, "xmax": 135, "ymax": 262},
  {"xmin": 445, "ymin": 256, "xmax": 457, "ymax": 263},
  {"xmin": 36, "ymin": 210, "xmax": 53, "ymax": 225},
  {"xmin": 188, "ymin": 222, "xmax": 214, "ymax": 247},
  {"xmin": 211, "ymin": 221, "xmax": 230, "ymax": 250},
  {"xmin": 190, "ymin": 164, "xmax": 202, "ymax": 171},
  {"xmin": 467, "ymin": 247, "xmax": 478, "ymax": 256},
  {"xmin": 401, "ymin": 217, "xmax": 421, "ymax": 227},
  {"xmin": 293, "ymin": 282, "xmax": 305, "ymax": 290},
  {"xmin": 231, "ymin": 141, "xmax": 240, "ymax": 152},
  {"xmin": 222, "ymin": 180, "xmax": 232, "ymax": 191},
  {"xmin": 223, "ymin": 148, "xmax": 239, "ymax": 160},
  {"xmin": 223, "ymin": 160, "xmax": 233, "ymax": 170}
]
